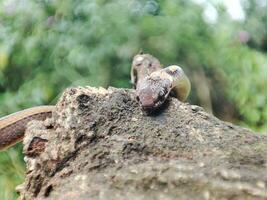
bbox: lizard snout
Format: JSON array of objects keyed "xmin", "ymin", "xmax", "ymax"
[{"xmin": 137, "ymin": 88, "xmax": 156, "ymax": 109}]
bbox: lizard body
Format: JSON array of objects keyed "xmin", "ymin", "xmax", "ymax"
[
  {"xmin": 0, "ymin": 53, "xmax": 190, "ymax": 151},
  {"xmin": 131, "ymin": 53, "xmax": 162, "ymax": 89},
  {"xmin": 165, "ymin": 65, "xmax": 191, "ymax": 102}
]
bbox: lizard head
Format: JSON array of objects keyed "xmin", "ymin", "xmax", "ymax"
[{"xmin": 136, "ymin": 75, "xmax": 172, "ymax": 112}]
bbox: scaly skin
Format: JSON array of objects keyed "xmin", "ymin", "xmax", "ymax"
[
  {"xmin": 0, "ymin": 106, "xmax": 54, "ymax": 150},
  {"xmin": 0, "ymin": 53, "xmax": 191, "ymax": 151},
  {"xmin": 132, "ymin": 54, "xmax": 191, "ymax": 112},
  {"xmin": 131, "ymin": 53, "xmax": 162, "ymax": 89},
  {"xmin": 165, "ymin": 65, "xmax": 191, "ymax": 102}
]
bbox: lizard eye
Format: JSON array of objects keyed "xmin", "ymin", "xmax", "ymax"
[
  {"xmin": 136, "ymin": 96, "xmax": 140, "ymax": 101},
  {"xmin": 158, "ymin": 91, "xmax": 166, "ymax": 101}
]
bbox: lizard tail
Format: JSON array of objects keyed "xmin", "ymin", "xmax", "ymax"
[{"xmin": 0, "ymin": 106, "xmax": 54, "ymax": 151}]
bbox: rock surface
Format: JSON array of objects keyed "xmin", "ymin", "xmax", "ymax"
[{"xmin": 18, "ymin": 86, "xmax": 267, "ymax": 200}]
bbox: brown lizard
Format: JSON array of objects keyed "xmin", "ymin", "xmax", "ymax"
[
  {"xmin": 132, "ymin": 53, "xmax": 191, "ymax": 112},
  {"xmin": 0, "ymin": 53, "xmax": 190, "ymax": 151}
]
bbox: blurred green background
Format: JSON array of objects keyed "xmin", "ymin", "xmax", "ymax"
[{"xmin": 1, "ymin": 0, "xmax": 267, "ymax": 199}]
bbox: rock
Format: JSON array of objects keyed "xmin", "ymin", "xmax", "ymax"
[{"xmin": 18, "ymin": 86, "xmax": 267, "ymax": 200}]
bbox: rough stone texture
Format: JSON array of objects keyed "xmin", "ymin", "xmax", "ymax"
[{"xmin": 18, "ymin": 86, "xmax": 267, "ymax": 200}]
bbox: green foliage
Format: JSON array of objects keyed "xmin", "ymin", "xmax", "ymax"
[
  {"xmin": 0, "ymin": 145, "xmax": 25, "ymax": 200},
  {"xmin": 0, "ymin": 0, "xmax": 267, "ymax": 199},
  {"xmin": 242, "ymin": 0, "xmax": 267, "ymax": 51}
]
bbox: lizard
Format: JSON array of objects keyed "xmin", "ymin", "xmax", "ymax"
[
  {"xmin": 0, "ymin": 53, "xmax": 190, "ymax": 151},
  {"xmin": 131, "ymin": 53, "xmax": 191, "ymax": 112}
]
